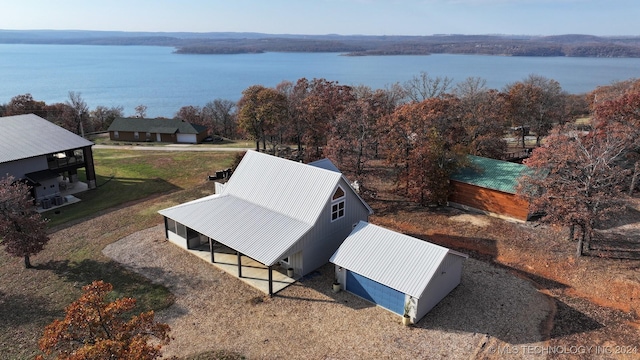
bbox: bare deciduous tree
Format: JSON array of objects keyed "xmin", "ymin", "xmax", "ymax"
[{"xmin": 402, "ymin": 71, "xmax": 453, "ymax": 102}]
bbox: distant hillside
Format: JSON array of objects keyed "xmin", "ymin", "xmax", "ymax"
[{"xmin": 1, "ymin": 30, "xmax": 640, "ymax": 57}]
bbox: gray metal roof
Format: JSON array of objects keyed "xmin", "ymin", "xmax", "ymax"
[
  {"xmin": 220, "ymin": 151, "xmax": 345, "ymax": 225},
  {"xmin": 309, "ymin": 158, "xmax": 341, "ymax": 173},
  {"xmin": 159, "ymin": 194, "xmax": 312, "ymax": 266},
  {"xmin": 0, "ymin": 114, "xmax": 94, "ymax": 164},
  {"xmin": 330, "ymin": 221, "xmax": 468, "ymax": 298},
  {"xmin": 159, "ymin": 151, "xmax": 370, "ymax": 266}
]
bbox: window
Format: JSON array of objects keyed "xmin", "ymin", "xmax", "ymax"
[
  {"xmin": 332, "ymin": 186, "xmax": 345, "ymax": 200},
  {"xmin": 331, "ymin": 186, "xmax": 346, "ymax": 222},
  {"xmin": 113, "ymin": 131, "xmax": 119, "ymax": 139},
  {"xmin": 176, "ymin": 223, "xmax": 187, "ymax": 238},
  {"xmin": 186, "ymin": 227, "xmax": 198, "ymax": 240},
  {"xmin": 167, "ymin": 218, "xmax": 176, "ymax": 233},
  {"xmin": 134, "ymin": 131, "xmax": 139, "ymax": 140},
  {"xmin": 146, "ymin": 132, "xmax": 151, "ymax": 139},
  {"xmin": 332, "ymin": 201, "xmax": 345, "ymax": 221}
]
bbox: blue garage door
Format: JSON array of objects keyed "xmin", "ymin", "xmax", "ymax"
[{"xmin": 346, "ymin": 271, "xmax": 405, "ymax": 314}]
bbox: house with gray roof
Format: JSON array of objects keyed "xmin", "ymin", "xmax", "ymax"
[
  {"xmin": 158, "ymin": 150, "xmax": 373, "ymax": 295},
  {"xmin": 331, "ymin": 221, "xmax": 468, "ymax": 324},
  {"xmin": 0, "ymin": 114, "xmax": 96, "ymax": 207},
  {"xmin": 107, "ymin": 117, "xmax": 208, "ymax": 144},
  {"xmin": 449, "ymin": 155, "xmax": 532, "ymax": 221}
]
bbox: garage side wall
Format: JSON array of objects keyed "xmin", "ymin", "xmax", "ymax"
[{"xmin": 415, "ymin": 254, "xmax": 465, "ymax": 322}]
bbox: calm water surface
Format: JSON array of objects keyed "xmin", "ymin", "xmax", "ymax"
[{"xmin": 1, "ymin": 44, "xmax": 639, "ymax": 117}]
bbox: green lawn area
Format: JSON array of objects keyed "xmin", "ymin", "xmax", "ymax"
[
  {"xmin": 0, "ymin": 148, "xmax": 239, "ymax": 359},
  {"xmin": 44, "ymin": 149, "xmax": 235, "ymax": 227}
]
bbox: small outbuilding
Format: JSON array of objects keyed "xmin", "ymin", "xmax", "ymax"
[
  {"xmin": 330, "ymin": 221, "xmax": 468, "ymax": 324},
  {"xmin": 449, "ymin": 155, "xmax": 531, "ymax": 221}
]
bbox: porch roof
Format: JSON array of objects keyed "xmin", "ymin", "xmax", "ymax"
[
  {"xmin": 159, "ymin": 194, "xmax": 312, "ymax": 266},
  {"xmin": 24, "ymin": 169, "xmax": 60, "ymax": 184}
]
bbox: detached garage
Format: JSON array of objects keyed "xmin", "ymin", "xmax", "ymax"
[{"xmin": 330, "ymin": 221, "xmax": 468, "ymax": 324}]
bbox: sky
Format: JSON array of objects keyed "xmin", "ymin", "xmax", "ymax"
[{"xmin": 2, "ymin": 0, "xmax": 637, "ymax": 36}]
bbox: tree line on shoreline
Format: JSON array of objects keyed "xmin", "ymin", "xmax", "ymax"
[
  {"xmin": 0, "ymin": 72, "xmax": 596, "ymax": 209},
  {"xmin": 1, "ymin": 73, "xmax": 638, "ymax": 360},
  {"xmin": 2, "ymin": 73, "xmax": 640, "ymax": 257},
  {"xmin": 2, "ymin": 30, "xmax": 640, "ymax": 57}
]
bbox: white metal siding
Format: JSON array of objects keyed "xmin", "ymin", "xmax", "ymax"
[
  {"xmin": 214, "ymin": 182, "xmax": 226, "ymax": 194},
  {"xmin": 167, "ymin": 230, "xmax": 187, "ymax": 249},
  {"xmin": 415, "ymin": 254, "xmax": 464, "ymax": 322},
  {"xmin": 34, "ymin": 177, "xmax": 59, "ymax": 200}
]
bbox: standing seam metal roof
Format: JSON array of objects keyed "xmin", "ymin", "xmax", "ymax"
[
  {"xmin": 0, "ymin": 114, "xmax": 94, "ymax": 164},
  {"xmin": 330, "ymin": 221, "xmax": 468, "ymax": 298},
  {"xmin": 159, "ymin": 195, "xmax": 312, "ymax": 266},
  {"xmin": 159, "ymin": 151, "xmax": 370, "ymax": 266},
  {"xmin": 220, "ymin": 151, "xmax": 346, "ymax": 224}
]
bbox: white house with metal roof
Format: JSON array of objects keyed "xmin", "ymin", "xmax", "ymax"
[
  {"xmin": 330, "ymin": 221, "xmax": 468, "ymax": 324},
  {"xmin": 158, "ymin": 150, "xmax": 373, "ymax": 295},
  {"xmin": 0, "ymin": 114, "xmax": 96, "ymax": 207}
]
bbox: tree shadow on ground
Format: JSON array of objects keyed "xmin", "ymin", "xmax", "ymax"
[
  {"xmin": 549, "ymin": 300, "xmax": 604, "ymax": 339},
  {"xmin": 0, "ymin": 291, "xmax": 59, "ymax": 330},
  {"xmin": 405, "ymin": 230, "xmax": 604, "ymax": 344},
  {"xmin": 414, "ymin": 259, "xmax": 603, "ymax": 344},
  {"xmin": 37, "ymin": 258, "xmax": 175, "ymax": 315}
]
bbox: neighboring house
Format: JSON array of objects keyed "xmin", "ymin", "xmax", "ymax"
[
  {"xmin": 449, "ymin": 155, "xmax": 532, "ymax": 221},
  {"xmin": 330, "ymin": 221, "xmax": 468, "ymax": 324},
  {"xmin": 158, "ymin": 150, "xmax": 373, "ymax": 295},
  {"xmin": 0, "ymin": 114, "xmax": 96, "ymax": 205},
  {"xmin": 107, "ymin": 117, "xmax": 208, "ymax": 144}
]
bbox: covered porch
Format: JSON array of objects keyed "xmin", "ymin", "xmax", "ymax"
[
  {"xmin": 186, "ymin": 240, "xmax": 297, "ymax": 296},
  {"xmin": 35, "ymin": 178, "xmax": 89, "ymax": 213}
]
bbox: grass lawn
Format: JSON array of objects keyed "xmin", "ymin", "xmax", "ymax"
[
  {"xmin": 0, "ymin": 148, "xmax": 238, "ymax": 359},
  {"xmin": 44, "ymin": 149, "xmax": 235, "ymax": 227}
]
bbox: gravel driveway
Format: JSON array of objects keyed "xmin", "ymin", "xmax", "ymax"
[{"xmin": 104, "ymin": 224, "xmax": 551, "ymax": 359}]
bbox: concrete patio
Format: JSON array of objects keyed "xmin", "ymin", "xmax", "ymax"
[
  {"xmin": 185, "ymin": 243, "xmax": 296, "ymax": 295},
  {"xmin": 36, "ymin": 179, "xmax": 89, "ymax": 213}
]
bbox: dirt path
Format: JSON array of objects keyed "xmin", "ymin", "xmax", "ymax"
[{"xmin": 104, "ymin": 224, "xmax": 550, "ymax": 359}]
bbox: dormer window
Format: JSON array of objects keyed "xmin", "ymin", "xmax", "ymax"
[
  {"xmin": 331, "ymin": 186, "xmax": 345, "ymax": 222},
  {"xmin": 332, "ymin": 186, "xmax": 345, "ymax": 200}
]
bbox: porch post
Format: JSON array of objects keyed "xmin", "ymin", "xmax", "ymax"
[
  {"xmin": 237, "ymin": 251, "xmax": 242, "ymax": 278},
  {"xmin": 209, "ymin": 238, "xmax": 215, "ymax": 263},
  {"xmin": 163, "ymin": 217, "xmax": 169, "ymax": 239},
  {"xmin": 83, "ymin": 146, "xmax": 97, "ymax": 190},
  {"xmin": 268, "ymin": 265, "xmax": 273, "ymax": 296}
]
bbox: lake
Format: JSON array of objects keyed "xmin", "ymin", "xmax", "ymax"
[{"xmin": 1, "ymin": 44, "xmax": 640, "ymax": 118}]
